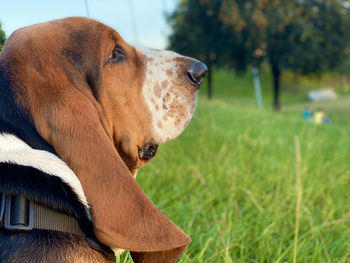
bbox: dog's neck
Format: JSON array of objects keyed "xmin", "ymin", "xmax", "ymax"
[
  {"xmin": 0, "ymin": 133, "xmax": 88, "ymax": 207},
  {"xmin": 0, "ymin": 133, "xmax": 115, "ymax": 261}
]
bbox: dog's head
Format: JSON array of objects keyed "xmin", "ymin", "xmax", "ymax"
[
  {"xmin": 103, "ymin": 44, "xmax": 206, "ymax": 173},
  {"xmin": 1, "ymin": 17, "xmax": 206, "ymax": 262}
]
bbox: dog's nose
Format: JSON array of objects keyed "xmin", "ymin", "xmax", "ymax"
[{"xmin": 186, "ymin": 61, "xmax": 207, "ymax": 87}]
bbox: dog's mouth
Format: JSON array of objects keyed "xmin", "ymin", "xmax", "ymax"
[{"xmin": 139, "ymin": 144, "xmax": 159, "ymax": 160}]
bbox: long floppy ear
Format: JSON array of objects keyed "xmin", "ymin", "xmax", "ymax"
[{"xmin": 31, "ymin": 86, "xmax": 190, "ymax": 262}]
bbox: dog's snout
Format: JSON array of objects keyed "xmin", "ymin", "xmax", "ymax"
[{"xmin": 186, "ymin": 61, "xmax": 207, "ymax": 87}]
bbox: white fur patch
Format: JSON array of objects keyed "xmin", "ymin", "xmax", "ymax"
[
  {"xmin": 112, "ymin": 248, "xmax": 126, "ymax": 257},
  {"xmin": 136, "ymin": 48, "xmax": 198, "ymax": 144},
  {"xmin": 0, "ymin": 133, "xmax": 89, "ymax": 208}
]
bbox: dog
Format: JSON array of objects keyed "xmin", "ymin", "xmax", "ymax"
[{"xmin": 0, "ymin": 17, "xmax": 206, "ymax": 263}]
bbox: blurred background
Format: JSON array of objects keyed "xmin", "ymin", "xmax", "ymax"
[{"xmin": 1, "ymin": 1, "xmax": 350, "ymax": 262}]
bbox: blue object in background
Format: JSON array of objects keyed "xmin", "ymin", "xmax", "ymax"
[{"xmin": 302, "ymin": 107, "xmax": 312, "ymax": 122}]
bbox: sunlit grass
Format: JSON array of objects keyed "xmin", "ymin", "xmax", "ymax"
[
  {"xmin": 118, "ymin": 95, "xmax": 350, "ymax": 262},
  {"xmin": 118, "ymin": 67, "xmax": 350, "ymax": 262}
]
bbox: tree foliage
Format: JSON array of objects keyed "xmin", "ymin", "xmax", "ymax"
[
  {"xmin": 168, "ymin": 0, "xmax": 350, "ymax": 109},
  {"xmin": 167, "ymin": 0, "xmax": 226, "ymax": 98},
  {"xmin": 0, "ymin": 22, "xmax": 6, "ymax": 52}
]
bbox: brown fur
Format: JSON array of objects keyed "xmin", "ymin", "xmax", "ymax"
[
  {"xmin": 1, "ymin": 17, "xmax": 191, "ymax": 262},
  {"xmin": 0, "ymin": 231, "xmax": 112, "ymax": 263}
]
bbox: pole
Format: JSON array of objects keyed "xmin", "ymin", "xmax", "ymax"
[{"xmin": 252, "ymin": 66, "xmax": 263, "ymax": 108}]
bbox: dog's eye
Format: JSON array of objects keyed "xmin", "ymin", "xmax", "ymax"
[{"xmin": 108, "ymin": 46, "xmax": 126, "ymax": 62}]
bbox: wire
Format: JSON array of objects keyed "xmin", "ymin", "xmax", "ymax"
[{"xmin": 84, "ymin": 0, "xmax": 90, "ymax": 18}]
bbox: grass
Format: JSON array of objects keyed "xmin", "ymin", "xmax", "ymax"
[{"xmin": 118, "ymin": 68, "xmax": 350, "ymax": 262}]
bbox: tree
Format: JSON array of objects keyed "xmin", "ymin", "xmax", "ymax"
[
  {"xmin": 0, "ymin": 22, "xmax": 6, "ymax": 52},
  {"xmin": 168, "ymin": 0, "xmax": 350, "ymax": 109},
  {"xmin": 167, "ymin": 0, "xmax": 227, "ymax": 99},
  {"xmin": 221, "ymin": 0, "xmax": 350, "ymax": 110}
]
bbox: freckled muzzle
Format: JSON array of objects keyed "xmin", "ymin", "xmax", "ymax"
[{"xmin": 137, "ymin": 47, "xmax": 207, "ymax": 147}]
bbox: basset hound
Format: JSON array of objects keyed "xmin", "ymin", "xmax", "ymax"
[{"xmin": 0, "ymin": 17, "xmax": 206, "ymax": 263}]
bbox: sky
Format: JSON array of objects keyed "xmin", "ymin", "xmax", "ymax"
[{"xmin": 0, "ymin": 0, "xmax": 178, "ymax": 49}]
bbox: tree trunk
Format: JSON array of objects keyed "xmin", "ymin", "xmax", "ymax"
[
  {"xmin": 271, "ymin": 64, "xmax": 281, "ymax": 111},
  {"xmin": 207, "ymin": 64, "xmax": 212, "ymax": 99}
]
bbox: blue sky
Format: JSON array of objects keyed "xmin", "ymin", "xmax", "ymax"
[{"xmin": 0, "ymin": 0, "xmax": 178, "ymax": 49}]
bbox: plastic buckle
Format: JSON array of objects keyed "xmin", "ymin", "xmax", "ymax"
[
  {"xmin": 0, "ymin": 194, "xmax": 5, "ymax": 227},
  {"xmin": 4, "ymin": 195, "xmax": 34, "ymax": 231}
]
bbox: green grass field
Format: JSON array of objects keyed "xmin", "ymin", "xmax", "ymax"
[{"xmin": 118, "ymin": 69, "xmax": 350, "ymax": 262}]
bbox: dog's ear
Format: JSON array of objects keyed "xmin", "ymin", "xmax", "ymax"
[
  {"xmin": 6, "ymin": 18, "xmax": 191, "ymax": 262},
  {"xmin": 31, "ymin": 84, "xmax": 190, "ymax": 262}
]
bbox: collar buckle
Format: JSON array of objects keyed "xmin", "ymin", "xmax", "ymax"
[{"xmin": 4, "ymin": 195, "xmax": 34, "ymax": 231}]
